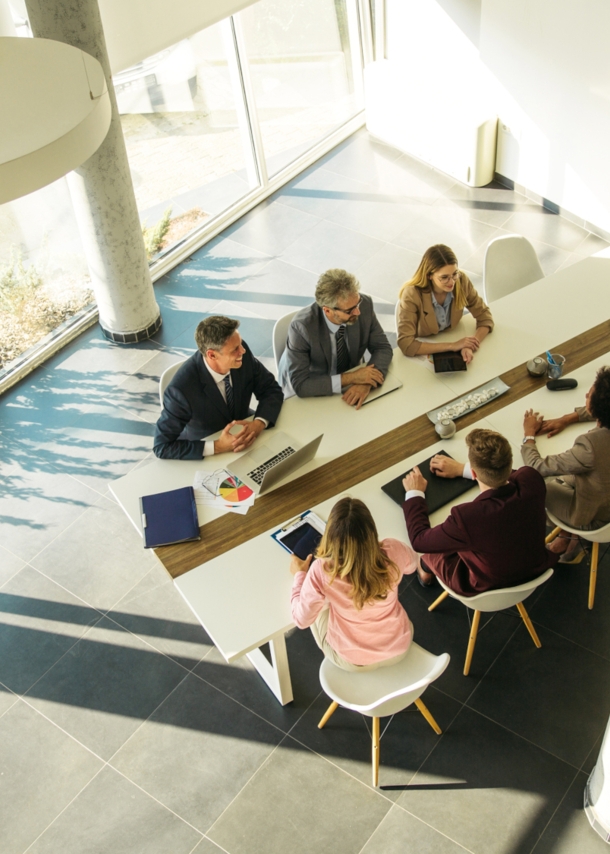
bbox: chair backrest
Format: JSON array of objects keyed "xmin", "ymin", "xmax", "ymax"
[
  {"xmin": 319, "ymin": 642, "xmax": 450, "ymax": 718},
  {"xmin": 394, "ymin": 299, "xmax": 401, "ymax": 335},
  {"xmin": 546, "ymin": 510, "xmax": 610, "ymax": 544},
  {"xmin": 158, "ymin": 359, "xmax": 187, "ymax": 407},
  {"xmin": 483, "ymin": 234, "xmax": 544, "ymax": 303},
  {"xmin": 273, "ymin": 310, "xmax": 299, "ymax": 370},
  {"xmin": 438, "ymin": 568, "xmax": 554, "ymax": 613}
]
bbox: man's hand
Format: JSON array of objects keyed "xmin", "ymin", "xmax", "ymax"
[
  {"xmin": 452, "ymin": 336, "xmax": 479, "ymax": 353},
  {"xmin": 539, "ymin": 414, "xmax": 576, "ymax": 437},
  {"xmin": 290, "ymin": 553, "xmax": 313, "ymax": 575},
  {"xmin": 461, "ymin": 347, "xmax": 475, "ymax": 364},
  {"xmin": 342, "ymin": 383, "xmax": 371, "ymax": 410},
  {"xmin": 231, "ymin": 419, "xmax": 265, "ymax": 452},
  {"xmin": 429, "ymin": 454, "xmax": 465, "ymax": 479},
  {"xmin": 523, "ymin": 408, "xmax": 544, "ymax": 437},
  {"xmin": 214, "ymin": 422, "xmax": 238, "ymax": 454},
  {"xmin": 403, "ymin": 465, "xmax": 428, "ymax": 493},
  {"xmin": 342, "ymin": 364, "xmax": 384, "ymax": 388}
]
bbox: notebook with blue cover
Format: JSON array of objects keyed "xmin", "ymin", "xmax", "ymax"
[{"xmin": 139, "ymin": 486, "xmax": 200, "ymax": 549}]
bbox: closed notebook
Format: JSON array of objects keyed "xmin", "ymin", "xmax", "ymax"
[
  {"xmin": 140, "ymin": 486, "xmax": 200, "ymax": 549},
  {"xmin": 381, "ymin": 450, "xmax": 475, "ymax": 514}
]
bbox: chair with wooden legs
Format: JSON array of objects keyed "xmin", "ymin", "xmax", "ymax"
[
  {"xmin": 317, "ymin": 643, "xmax": 449, "ymax": 787},
  {"xmin": 546, "ymin": 511, "xmax": 610, "ymax": 609},
  {"xmin": 428, "ymin": 569, "xmax": 554, "ymax": 676}
]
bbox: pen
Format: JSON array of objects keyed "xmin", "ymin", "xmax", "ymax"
[{"xmin": 546, "ymin": 350, "xmax": 556, "ymax": 365}]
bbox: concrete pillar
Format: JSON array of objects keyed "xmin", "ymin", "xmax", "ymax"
[{"xmin": 24, "ymin": 0, "xmax": 162, "ymax": 342}]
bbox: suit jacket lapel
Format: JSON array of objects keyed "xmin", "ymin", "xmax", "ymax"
[
  {"xmin": 197, "ymin": 355, "xmax": 232, "ymax": 423},
  {"xmin": 317, "ymin": 306, "xmax": 333, "ymax": 372},
  {"xmin": 346, "ymin": 319, "xmax": 360, "ymax": 367},
  {"xmin": 421, "ymin": 289, "xmax": 440, "ymax": 335}
]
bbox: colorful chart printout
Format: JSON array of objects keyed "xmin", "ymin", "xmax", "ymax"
[{"xmin": 218, "ymin": 474, "xmax": 254, "ymax": 505}]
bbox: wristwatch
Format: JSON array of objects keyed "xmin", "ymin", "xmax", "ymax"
[{"xmin": 522, "ymin": 435, "xmax": 536, "ymax": 444}]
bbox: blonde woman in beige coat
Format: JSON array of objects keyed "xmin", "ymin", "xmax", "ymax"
[{"xmin": 397, "ymin": 244, "xmax": 494, "ymax": 362}]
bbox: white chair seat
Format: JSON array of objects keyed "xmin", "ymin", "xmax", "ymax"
[
  {"xmin": 546, "ymin": 510, "xmax": 610, "ymax": 609},
  {"xmin": 272, "ymin": 310, "xmax": 299, "ymax": 371},
  {"xmin": 483, "ymin": 234, "xmax": 544, "ymax": 303}
]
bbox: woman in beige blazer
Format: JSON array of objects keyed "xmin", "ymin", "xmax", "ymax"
[
  {"xmin": 397, "ymin": 244, "xmax": 494, "ymax": 361},
  {"xmin": 521, "ymin": 366, "xmax": 610, "ymax": 561}
]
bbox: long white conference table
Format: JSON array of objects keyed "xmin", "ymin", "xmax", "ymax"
[{"xmin": 110, "ymin": 252, "xmax": 610, "ymax": 703}]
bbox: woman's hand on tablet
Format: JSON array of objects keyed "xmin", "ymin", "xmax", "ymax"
[{"xmin": 290, "ymin": 554, "xmax": 313, "ymax": 575}]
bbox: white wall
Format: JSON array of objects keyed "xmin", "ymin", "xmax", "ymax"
[{"xmin": 385, "ymin": 0, "xmax": 610, "ymax": 233}]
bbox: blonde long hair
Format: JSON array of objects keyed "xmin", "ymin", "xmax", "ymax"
[
  {"xmin": 316, "ymin": 497, "xmax": 399, "ymax": 610},
  {"xmin": 399, "ymin": 244, "xmax": 466, "ymax": 311}
]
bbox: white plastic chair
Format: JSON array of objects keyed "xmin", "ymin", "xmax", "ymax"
[
  {"xmin": 428, "ymin": 568, "xmax": 554, "ymax": 676},
  {"xmin": 317, "ymin": 642, "xmax": 449, "ymax": 786},
  {"xmin": 272, "ymin": 310, "xmax": 299, "ymax": 370},
  {"xmin": 158, "ymin": 359, "xmax": 187, "ymax": 406},
  {"xmin": 394, "ymin": 299, "xmax": 401, "ymax": 335},
  {"xmin": 483, "ymin": 234, "xmax": 545, "ymax": 303},
  {"xmin": 546, "ymin": 511, "xmax": 610, "ymax": 610}
]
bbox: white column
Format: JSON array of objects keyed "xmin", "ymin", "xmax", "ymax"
[{"xmin": 24, "ymin": 0, "xmax": 162, "ymax": 342}]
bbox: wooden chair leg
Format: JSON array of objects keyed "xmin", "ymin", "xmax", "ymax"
[
  {"xmin": 372, "ymin": 717, "xmax": 380, "ymax": 787},
  {"xmin": 415, "ymin": 697, "xmax": 442, "ymax": 735},
  {"xmin": 545, "ymin": 526, "xmax": 562, "ymax": 545},
  {"xmin": 317, "ymin": 701, "xmax": 339, "ymax": 729},
  {"xmin": 428, "ymin": 590, "xmax": 449, "ymax": 612},
  {"xmin": 463, "ymin": 610, "xmax": 481, "ymax": 676},
  {"xmin": 589, "ymin": 542, "xmax": 599, "ymax": 610},
  {"xmin": 516, "ymin": 602, "xmax": 542, "ymax": 648}
]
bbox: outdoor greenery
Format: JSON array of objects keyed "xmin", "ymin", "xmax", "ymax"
[{"xmin": 142, "ymin": 207, "xmax": 172, "ymax": 260}]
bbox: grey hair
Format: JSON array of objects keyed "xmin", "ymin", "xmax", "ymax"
[
  {"xmin": 315, "ymin": 268, "xmax": 360, "ymax": 308},
  {"xmin": 195, "ymin": 316, "xmax": 240, "ymax": 353}
]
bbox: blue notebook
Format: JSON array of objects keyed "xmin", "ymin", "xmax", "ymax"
[{"xmin": 139, "ymin": 486, "xmax": 200, "ymax": 549}]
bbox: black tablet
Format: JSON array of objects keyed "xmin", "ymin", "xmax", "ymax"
[
  {"xmin": 279, "ymin": 522, "xmax": 323, "ymax": 560},
  {"xmin": 381, "ymin": 450, "xmax": 476, "ymax": 513},
  {"xmin": 433, "ymin": 351, "xmax": 467, "ymax": 373}
]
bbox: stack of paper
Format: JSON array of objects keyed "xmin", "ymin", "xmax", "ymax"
[{"xmin": 193, "ymin": 469, "xmax": 255, "ymax": 515}]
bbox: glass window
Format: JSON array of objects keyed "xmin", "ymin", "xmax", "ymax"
[
  {"xmin": 116, "ymin": 20, "xmax": 259, "ymax": 261},
  {"xmin": 239, "ymin": 0, "xmax": 365, "ymax": 177}
]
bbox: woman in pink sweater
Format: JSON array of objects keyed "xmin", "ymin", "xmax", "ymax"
[{"xmin": 290, "ymin": 497, "xmax": 419, "ymax": 671}]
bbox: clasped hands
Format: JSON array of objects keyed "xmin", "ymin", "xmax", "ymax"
[
  {"xmin": 215, "ymin": 418, "xmax": 265, "ymax": 454},
  {"xmin": 342, "ymin": 363, "xmax": 384, "ymax": 410},
  {"xmin": 402, "ymin": 455, "xmax": 465, "ymax": 493}
]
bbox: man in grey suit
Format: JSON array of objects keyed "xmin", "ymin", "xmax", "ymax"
[{"xmin": 278, "ymin": 268, "xmax": 393, "ymax": 409}]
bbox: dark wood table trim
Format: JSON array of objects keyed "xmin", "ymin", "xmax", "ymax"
[{"xmin": 157, "ymin": 319, "xmax": 610, "ymax": 578}]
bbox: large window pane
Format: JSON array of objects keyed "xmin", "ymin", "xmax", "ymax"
[
  {"xmin": 239, "ymin": 0, "xmax": 364, "ymax": 176},
  {"xmin": 116, "ymin": 20, "xmax": 259, "ymax": 260}
]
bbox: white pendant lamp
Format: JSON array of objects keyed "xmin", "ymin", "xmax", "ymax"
[{"xmin": 0, "ymin": 36, "xmax": 111, "ymax": 204}]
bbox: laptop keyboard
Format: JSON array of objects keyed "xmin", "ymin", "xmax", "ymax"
[{"xmin": 247, "ymin": 447, "xmax": 296, "ymax": 484}]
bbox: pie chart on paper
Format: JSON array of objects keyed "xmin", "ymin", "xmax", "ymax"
[{"xmin": 218, "ymin": 474, "xmax": 254, "ymax": 504}]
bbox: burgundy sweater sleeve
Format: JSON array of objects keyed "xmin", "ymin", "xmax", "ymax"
[{"xmin": 402, "ymin": 496, "xmax": 471, "ymax": 554}]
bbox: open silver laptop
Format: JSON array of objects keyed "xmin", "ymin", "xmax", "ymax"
[
  {"xmin": 351, "ymin": 370, "xmax": 403, "ymax": 405},
  {"xmin": 227, "ymin": 431, "xmax": 323, "ymax": 495}
]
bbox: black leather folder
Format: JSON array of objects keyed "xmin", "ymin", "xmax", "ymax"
[{"xmin": 381, "ymin": 450, "xmax": 476, "ymax": 513}]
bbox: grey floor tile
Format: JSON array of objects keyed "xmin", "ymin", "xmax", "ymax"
[
  {"xmin": 360, "ymin": 803, "xmax": 471, "ymax": 853},
  {"xmin": 433, "ymin": 192, "xmax": 524, "ymax": 229},
  {"xmin": 26, "ymin": 616, "xmax": 188, "ymax": 759},
  {"xmin": 290, "ymin": 685, "xmax": 461, "ymax": 795},
  {"xmin": 31, "ymin": 494, "xmax": 157, "ymax": 612},
  {"xmin": 237, "ymin": 257, "xmax": 318, "ymax": 301},
  {"xmin": 467, "ymin": 624, "xmax": 610, "ymax": 768},
  {"xmin": 533, "ymin": 771, "xmax": 608, "ymax": 854},
  {"xmin": 191, "ymin": 838, "xmax": 228, "ymax": 854},
  {"xmin": 574, "ymin": 231, "xmax": 610, "ymax": 256},
  {"xmin": 503, "ymin": 209, "xmax": 590, "ymax": 253},
  {"xmin": 556, "ymin": 251, "xmax": 588, "ymax": 271},
  {"xmin": 462, "ymin": 231, "xmax": 572, "ymax": 278},
  {"xmin": 391, "ymin": 207, "xmax": 499, "ymax": 268},
  {"xmin": 326, "ymin": 196, "xmax": 420, "ymax": 242},
  {"xmin": 397, "ymin": 706, "xmax": 576, "ymax": 854},
  {"xmin": 355, "ymin": 242, "xmax": 422, "ymax": 304},
  {"xmin": 111, "ymin": 673, "xmax": 283, "ymax": 832},
  {"xmin": 0, "ymin": 544, "xmax": 26, "ymax": 589},
  {"xmin": 224, "ymin": 199, "xmax": 320, "ymax": 256},
  {"xmin": 280, "ymin": 220, "xmax": 385, "ymax": 275},
  {"xmin": 108, "ymin": 576, "xmax": 214, "ymax": 670},
  {"xmin": 276, "ymin": 167, "xmax": 376, "ymax": 219},
  {"xmin": 208, "ymin": 736, "xmax": 391, "ymax": 854},
  {"xmin": 0, "ymin": 683, "xmax": 18, "ymax": 718},
  {"xmin": 27, "ymin": 765, "xmax": 201, "ymax": 854},
  {"xmin": 0, "ymin": 565, "xmax": 102, "ymax": 694},
  {"xmin": 113, "ymin": 349, "xmax": 187, "ymax": 425},
  {"xmin": 0, "ymin": 700, "xmax": 102, "ymax": 854}
]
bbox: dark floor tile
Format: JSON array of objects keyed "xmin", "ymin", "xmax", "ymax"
[
  {"xmin": 581, "ymin": 731, "xmax": 603, "ymax": 776},
  {"xmin": 194, "ymin": 624, "xmax": 324, "ymax": 733},
  {"xmin": 0, "ymin": 565, "xmax": 102, "ymax": 694},
  {"xmin": 0, "ymin": 545, "xmax": 26, "ymax": 588},
  {"xmin": 111, "ymin": 672, "xmax": 283, "ymax": 832},
  {"xmin": 208, "ymin": 736, "xmax": 391, "ymax": 854},
  {"xmin": 397, "ymin": 706, "xmax": 576, "ymax": 854},
  {"xmin": 0, "ymin": 700, "xmax": 102, "ymax": 854},
  {"xmin": 224, "ymin": 199, "xmax": 320, "ymax": 256},
  {"xmin": 360, "ymin": 803, "xmax": 470, "ymax": 853},
  {"xmin": 534, "ymin": 771, "xmax": 609, "ymax": 854},
  {"xmin": 26, "ymin": 616, "xmax": 188, "ymax": 759},
  {"xmin": 467, "ymin": 624, "xmax": 610, "ymax": 768},
  {"xmin": 290, "ymin": 684, "xmax": 461, "ymax": 795},
  {"xmin": 31, "ymin": 494, "xmax": 157, "ymax": 612},
  {"xmin": 280, "ymin": 220, "xmax": 385, "ymax": 275},
  {"xmin": 108, "ymin": 576, "xmax": 214, "ymax": 670},
  {"xmin": 27, "ymin": 765, "xmax": 201, "ymax": 854}
]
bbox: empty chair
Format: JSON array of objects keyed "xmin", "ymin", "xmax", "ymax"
[
  {"xmin": 317, "ymin": 642, "xmax": 449, "ymax": 786},
  {"xmin": 428, "ymin": 569, "xmax": 554, "ymax": 676},
  {"xmin": 546, "ymin": 512, "xmax": 610, "ymax": 610},
  {"xmin": 272, "ymin": 310, "xmax": 299, "ymax": 370},
  {"xmin": 394, "ymin": 299, "xmax": 400, "ymax": 335},
  {"xmin": 158, "ymin": 359, "xmax": 187, "ymax": 406},
  {"xmin": 483, "ymin": 234, "xmax": 544, "ymax": 303}
]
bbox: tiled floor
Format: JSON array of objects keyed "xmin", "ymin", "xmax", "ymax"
[{"xmin": 1, "ymin": 129, "xmax": 610, "ymax": 853}]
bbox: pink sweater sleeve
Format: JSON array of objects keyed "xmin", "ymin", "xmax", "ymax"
[{"xmin": 291, "ymin": 561, "xmax": 327, "ymax": 628}]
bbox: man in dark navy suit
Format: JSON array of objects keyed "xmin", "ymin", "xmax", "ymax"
[{"xmin": 153, "ymin": 316, "xmax": 283, "ymax": 460}]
